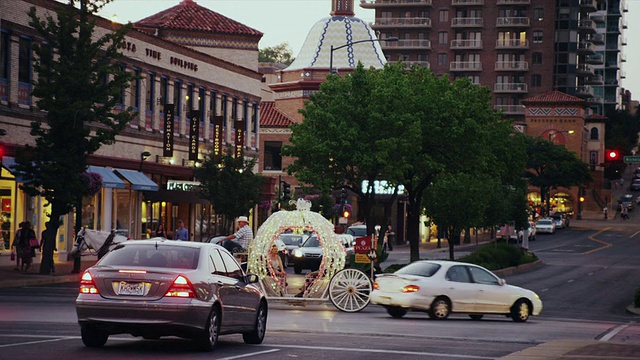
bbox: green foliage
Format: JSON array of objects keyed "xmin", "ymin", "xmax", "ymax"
[
  {"xmin": 458, "ymin": 242, "xmax": 538, "ymax": 271},
  {"xmin": 304, "ymin": 193, "xmax": 339, "ymax": 220},
  {"xmin": 605, "ymin": 109, "xmax": 640, "ymax": 156},
  {"xmin": 194, "ymin": 149, "xmax": 265, "ymax": 233},
  {"xmin": 259, "ymin": 42, "xmax": 294, "ymax": 65}
]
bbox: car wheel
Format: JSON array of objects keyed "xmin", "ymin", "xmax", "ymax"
[
  {"xmin": 283, "ymin": 255, "xmax": 289, "ymax": 268},
  {"xmin": 81, "ymin": 325, "xmax": 108, "ymax": 348},
  {"xmin": 428, "ymin": 297, "xmax": 450, "ymax": 320},
  {"xmin": 243, "ymin": 301, "xmax": 267, "ymax": 344},
  {"xmin": 196, "ymin": 305, "xmax": 220, "ymax": 351},
  {"xmin": 385, "ymin": 306, "xmax": 407, "ymax": 318},
  {"xmin": 469, "ymin": 314, "xmax": 483, "ymax": 321},
  {"xmin": 294, "ymin": 264, "xmax": 302, "ymax": 274},
  {"xmin": 511, "ymin": 299, "xmax": 531, "ymax": 322}
]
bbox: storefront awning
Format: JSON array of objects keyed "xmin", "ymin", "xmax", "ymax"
[
  {"xmin": 143, "ymin": 189, "xmax": 209, "ymax": 204},
  {"xmin": 115, "ymin": 169, "xmax": 159, "ymax": 191},
  {"xmin": 2, "ymin": 157, "xmax": 25, "ymax": 183},
  {"xmin": 87, "ymin": 166, "xmax": 126, "ymax": 189}
]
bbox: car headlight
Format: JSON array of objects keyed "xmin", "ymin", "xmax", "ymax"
[{"xmin": 293, "ymin": 249, "xmax": 303, "ymax": 258}]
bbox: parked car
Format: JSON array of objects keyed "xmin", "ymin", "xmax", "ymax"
[
  {"xmin": 550, "ymin": 214, "xmax": 567, "ymax": 229},
  {"xmin": 630, "ymin": 179, "xmax": 640, "ymax": 191},
  {"xmin": 346, "ymin": 224, "xmax": 368, "ymax": 238},
  {"xmin": 75, "ymin": 239, "xmax": 268, "ymax": 351},
  {"xmin": 370, "ymin": 260, "xmax": 543, "ymax": 322},
  {"xmin": 535, "ymin": 218, "xmax": 556, "ymax": 234},
  {"xmin": 618, "ymin": 194, "xmax": 635, "ymax": 211},
  {"xmin": 278, "ymin": 233, "xmax": 308, "ymax": 267},
  {"xmin": 337, "ymin": 234, "xmax": 355, "ymax": 266}
]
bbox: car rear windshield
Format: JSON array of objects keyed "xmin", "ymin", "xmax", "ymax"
[
  {"xmin": 279, "ymin": 235, "xmax": 305, "ymax": 245},
  {"xmin": 100, "ymin": 244, "xmax": 200, "ymax": 269},
  {"xmin": 346, "ymin": 227, "xmax": 367, "ymax": 237},
  {"xmin": 537, "ymin": 220, "xmax": 552, "ymax": 225},
  {"xmin": 395, "ymin": 262, "xmax": 441, "ymax": 277}
]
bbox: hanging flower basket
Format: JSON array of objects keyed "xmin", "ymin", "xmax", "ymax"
[{"xmin": 81, "ymin": 172, "xmax": 103, "ymax": 196}]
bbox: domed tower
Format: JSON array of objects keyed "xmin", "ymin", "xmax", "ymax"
[{"xmin": 269, "ymin": 0, "xmax": 387, "ymax": 123}]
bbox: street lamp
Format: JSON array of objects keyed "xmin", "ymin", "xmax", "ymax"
[
  {"xmin": 548, "ymin": 129, "xmax": 574, "ymax": 142},
  {"xmin": 139, "ymin": 151, "xmax": 151, "ymax": 171},
  {"xmin": 329, "ymin": 37, "xmax": 398, "ymax": 74}
]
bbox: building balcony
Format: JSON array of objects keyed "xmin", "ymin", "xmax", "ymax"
[
  {"xmin": 451, "ymin": 0, "xmax": 484, "ymax": 5},
  {"xmin": 621, "ymin": 37, "xmax": 627, "ymax": 46},
  {"xmin": 585, "ymin": 53, "xmax": 604, "ymax": 65},
  {"xmin": 590, "ymin": 14, "xmax": 606, "ymax": 23},
  {"xmin": 371, "ymin": 17, "xmax": 432, "ymax": 28},
  {"xmin": 621, "ymin": 71, "xmax": 626, "ymax": 79},
  {"xmin": 450, "ymin": 39, "xmax": 483, "ymax": 49},
  {"xmin": 579, "ymin": 0, "xmax": 597, "ymax": 12},
  {"xmin": 576, "ymin": 85, "xmax": 594, "ymax": 97},
  {"xmin": 495, "ymin": 61, "xmax": 529, "ymax": 71},
  {"xmin": 577, "ymin": 63, "xmax": 595, "ymax": 76},
  {"xmin": 577, "ymin": 41, "xmax": 596, "ymax": 55},
  {"xmin": 449, "ymin": 61, "xmax": 482, "ymax": 71},
  {"xmin": 494, "ymin": 83, "xmax": 528, "ymax": 93},
  {"xmin": 578, "ymin": 19, "xmax": 596, "ymax": 33},
  {"xmin": 451, "ymin": 17, "xmax": 484, "ymax": 28},
  {"xmin": 605, "ymin": 61, "xmax": 620, "ymax": 69},
  {"xmin": 401, "ymin": 60, "xmax": 431, "ymax": 69},
  {"xmin": 382, "ymin": 39, "xmax": 432, "ymax": 50},
  {"xmin": 621, "ymin": 53, "xmax": 627, "ymax": 62},
  {"xmin": 495, "ymin": 39, "xmax": 529, "ymax": 49},
  {"xmin": 496, "ymin": 17, "xmax": 530, "ymax": 27},
  {"xmin": 585, "ymin": 74, "xmax": 604, "ymax": 85},
  {"xmin": 494, "ymin": 104, "xmax": 526, "ymax": 115},
  {"xmin": 587, "ymin": 33, "xmax": 605, "ymax": 44},
  {"xmin": 587, "ymin": 97, "xmax": 604, "ymax": 104},
  {"xmin": 360, "ymin": 0, "xmax": 433, "ymax": 8}
]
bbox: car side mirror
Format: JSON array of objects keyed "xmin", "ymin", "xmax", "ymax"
[
  {"xmin": 499, "ymin": 278, "xmax": 506, "ymax": 286},
  {"xmin": 245, "ymin": 273, "xmax": 259, "ymax": 284}
]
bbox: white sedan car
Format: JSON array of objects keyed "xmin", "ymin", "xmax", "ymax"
[
  {"xmin": 370, "ymin": 260, "xmax": 542, "ymax": 322},
  {"xmin": 535, "ymin": 218, "xmax": 556, "ymax": 234}
]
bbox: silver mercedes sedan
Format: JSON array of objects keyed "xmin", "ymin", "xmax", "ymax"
[{"xmin": 76, "ymin": 239, "xmax": 268, "ymax": 351}]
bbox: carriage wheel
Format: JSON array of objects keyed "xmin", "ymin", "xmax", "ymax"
[{"xmin": 328, "ymin": 268, "xmax": 372, "ymax": 313}]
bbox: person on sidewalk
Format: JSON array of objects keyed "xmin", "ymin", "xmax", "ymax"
[
  {"xmin": 10, "ymin": 222, "xmax": 25, "ymax": 270},
  {"xmin": 621, "ymin": 206, "xmax": 629, "ymax": 220},
  {"xmin": 173, "ymin": 219, "xmax": 189, "ymax": 241},
  {"xmin": 17, "ymin": 221, "xmax": 36, "ymax": 272},
  {"xmin": 383, "ymin": 224, "xmax": 395, "ymax": 252},
  {"xmin": 603, "ymin": 207, "xmax": 608, "ymax": 220}
]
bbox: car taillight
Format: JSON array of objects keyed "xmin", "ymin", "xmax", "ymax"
[
  {"xmin": 165, "ymin": 275, "xmax": 196, "ymax": 298},
  {"xmin": 402, "ymin": 285, "xmax": 420, "ymax": 293},
  {"xmin": 373, "ymin": 281, "xmax": 379, "ymax": 290},
  {"xmin": 79, "ymin": 271, "xmax": 99, "ymax": 294}
]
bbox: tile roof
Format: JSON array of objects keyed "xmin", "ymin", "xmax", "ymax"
[
  {"xmin": 522, "ymin": 91, "xmax": 586, "ymax": 105},
  {"xmin": 260, "ymin": 101, "xmax": 295, "ymax": 128},
  {"xmin": 134, "ymin": 0, "xmax": 262, "ymax": 37}
]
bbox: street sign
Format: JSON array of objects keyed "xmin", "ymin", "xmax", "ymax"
[
  {"xmin": 353, "ymin": 236, "xmax": 372, "ymax": 254},
  {"xmin": 624, "ymin": 156, "xmax": 640, "ymax": 163}
]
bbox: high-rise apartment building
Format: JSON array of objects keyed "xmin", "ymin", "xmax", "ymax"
[{"xmin": 360, "ymin": 0, "xmax": 627, "ymax": 117}]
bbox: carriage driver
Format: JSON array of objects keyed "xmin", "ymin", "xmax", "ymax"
[{"xmin": 220, "ymin": 216, "xmax": 253, "ymax": 252}]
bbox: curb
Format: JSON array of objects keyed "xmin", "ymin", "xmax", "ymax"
[{"xmin": 494, "ymin": 260, "xmax": 544, "ymax": 277}]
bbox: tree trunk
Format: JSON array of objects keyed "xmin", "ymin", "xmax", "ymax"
[
  {"xmin": 406, "ymin": 198, "xmax": 422, "ymax": 262},
  {"xmin": 39, "ymin": 203, "xmax": 65, "ymax": 275}
]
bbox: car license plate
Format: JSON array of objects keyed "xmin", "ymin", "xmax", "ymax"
[{"xmin": 118, "ymin": 281, "xmax": 145, "ymax": 296}]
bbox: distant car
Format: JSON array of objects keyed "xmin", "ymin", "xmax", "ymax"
[
  {"xmin": 370, "ymin": 260, "xmax": 543, "ymax": 322},
  {"xmin": 291, "ymin": 235, "xmax": 323, "ymax": 274},
  {"xmin": 278, "ymin": 233, "xmax": 308, "ymax": 267},
  {"xmin": 618, "ymin": 194, "xmax": 635, "ymax": 211},
  {"xmin": 346, "ymin": 224, "xmax": 368, "ymax": 238},
  {"xmin": 535, "ymin": 218, "xmax": 556, "ymax": 234},
  {"xmin": 550, "ymin": 214, "xmax": 567, "ymax": 229},
  {"xmin": 337, "ymin": 234, "xmax": 355, "ymax": 266},
  {"xmin": 75, "ymin": 239, "xmax": 267, "ymax": 351}
]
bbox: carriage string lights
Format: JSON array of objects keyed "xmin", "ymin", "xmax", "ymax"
[{"xmin": 247, "ymin": 199, "xmax": 346, "ymax": 298}]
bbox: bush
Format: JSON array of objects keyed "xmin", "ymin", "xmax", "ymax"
[
  {"xmin": 635, "ymin": 287, "xmax": 640, "ymax": 308},
  {"xmin": 458, "ymin": 243, "xmax": 538, "ymax": 271}
]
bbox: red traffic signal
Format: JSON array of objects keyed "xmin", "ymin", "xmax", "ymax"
[
  {"xmin": 342, "ymin": 210, "xmax": 350, "ymax": 218},
  {"xmin": 606, "ymin": 150, "xmax": 620, "ymax": 161}
]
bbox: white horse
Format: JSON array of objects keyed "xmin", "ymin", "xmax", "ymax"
[{"xmin": 72, "ymin": 228, "xmax": 129, "ymax": 260}]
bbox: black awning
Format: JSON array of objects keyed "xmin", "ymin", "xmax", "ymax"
[{"xmin": 143, "ymin": 189, "xmax": 209, "ymax": 204}]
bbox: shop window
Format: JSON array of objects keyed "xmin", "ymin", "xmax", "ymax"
[
  {"xmin": 0, "ymin": 188, "xmax": 12, "ymax": 250},
  {"xmin": 264, "ymin": 141, "xmax": 283, "ymax": 171}
]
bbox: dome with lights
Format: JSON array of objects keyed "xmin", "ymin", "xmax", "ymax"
[{"xmin": 286, "ymin": 0, "xmax": 386, "ymax": 71}]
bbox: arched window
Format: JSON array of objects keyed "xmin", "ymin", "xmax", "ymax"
[{"xmin": 590, "ymin": 127, "xmax": 599, "ymax": 140}]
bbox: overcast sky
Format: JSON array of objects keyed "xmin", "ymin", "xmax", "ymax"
[{"xmin": 95, "ymin": 0, "xmax": 639, "ymax": 98}]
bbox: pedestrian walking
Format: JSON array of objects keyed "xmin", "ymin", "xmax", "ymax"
[
  {"xmin": 173, "ymin": 219, "xmax": 189, "ymax": 241},
  {"xmin": 383, "ymin": 224, "xmax": 395, "ymax": 252},
  {"xmin": 603, "ymin": 207, "xmax": 608, "ymax": 220},
  {"xmin": 621, "ymin": 206, "xmax": 629, "ymax": 220}
]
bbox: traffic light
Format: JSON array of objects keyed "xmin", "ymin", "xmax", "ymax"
[
  {"xmin": 340, "ymin": 187, "xmax": 347, "ymax": 203},
  {"xmin": 342, "ymin": 209, "xmax": 350, "ymax": 218},
  {"xmin": 281, "ymin": 181, "xmax": 291, "ymax": 201},
  {"xmin": 606, "ymin": 149, "xmax": 620, "ymax": 162},
  {"xmin": 579, "ymin": 196, "xmax": 585, "ymax": 202}
]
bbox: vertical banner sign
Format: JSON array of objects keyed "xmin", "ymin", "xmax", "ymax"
[
  {"xmin": 189, "ymin": 110, "xmax": 200, "ymax": 161},
  {"xmin": 212, "ymin": 115, "xmax": 223, "ymax": 163},
  {"xmin": 163, "ymin": 104, "xmax": 175, "ymax": 157},
  {"xmin": 234, "ymin": 117, "xmax": 245, "ymax": 158}
]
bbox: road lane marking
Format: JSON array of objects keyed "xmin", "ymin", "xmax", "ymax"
[
  {"xmin": 599, "ymin": 324, "xmax": 629, "ymax": 341},
  {"xmin": 583, "ymin": 228, "xmax": 613, "ymax": 255},
  {"xmin": 218, "ymin": 349, "xmax": 280, "ymax": 359},
  {"xmin": 267, "ymin": 343, "xmax": 496, "ymax": 359},
  {"xmin": 631, "ymin": 230, "xmax": 640, "ymax": 239},
  {"xmin": 0, "ymin": 336, "xmax": 76, "ymax": 348}
]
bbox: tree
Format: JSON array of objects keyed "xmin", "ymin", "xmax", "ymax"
[
  {"xmin": 12, "ymin": 0, "xmax": 135, "ymax": 275},
  {"xmin": 524, "ymin": 136, "xmax": 593, "ymax": 216},
  {"xmin": 194, "ymin": 150, "xmax": 265, "ymax": 234},
  {"xmin": 259, "ymin": 42, "xmax": 295, "ymax": 65},
  {"xmin": 282, "ymin": 64, "xmax": 418, "ymax": 236}
]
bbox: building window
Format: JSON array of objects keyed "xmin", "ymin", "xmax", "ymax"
[
  {"xmin": 533, "ymin": 31, "xmax": 543, "ymax": 44},
  {"xmin": 590, "ymin": 127, "xmax": 599, "ymax": 140},
  {"xmin": 0, "ymin": 31, "xmax": 8, "ymax": 80},
  {"xmin": 439, "ymin": 10, "xmax": 448, "ymax": 23},
  {"xmin": 533, "ymin": 8, "xmax": 544, "ymax": 21},
  {"xmin": 531, "ymin": 74, "xmax": 542, "ymax": 87},
  {"xmin": 532, "ymin": 52, "xmax": 542, "ymax": 65},
  {"xmin": 437, "ymin": 53, "xmax": 448, "ymax": 66},
  {"xmin": 264, "ymin": 141, "xmax": 282, "ymax": 171},
  {"xmin": 438, "ymin": 31, "xmax": 448, "ymax": 45},
  {"xmin": 18, "ymin": 36, "xmax": 32, "ymax": 84},
  {"xmin": 130, "ymin": 67, "xmax": 140, "ymax": 109},
  {"xmin": 174, "ymin": 79, "xmax": 182, "ymax": 116}
]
